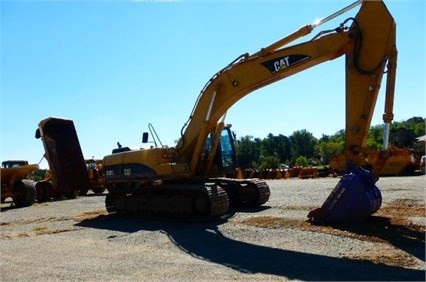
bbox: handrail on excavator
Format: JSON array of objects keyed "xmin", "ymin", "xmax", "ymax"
[
  {"xmin": 312, "ymin": 0, "xmax": 362, "ymax": 28},
  {"xmin": 255, "ymin": 0, "xmax": 363, "ymax": 55}
]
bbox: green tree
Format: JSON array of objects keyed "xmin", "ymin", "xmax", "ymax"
[
  {"xmin": 392, "ymin": 117, "xmax": 425, "ymax": 136},
  {"xmin": 315, "ymin": 139, "xmax": 345, "ymax": 165},
  {"xmin": 235, "ymin": 135, "xmax": 260, "ymax": 169},
  {"xmin": 289, "ymin": 129, "xmax": 317, "ymax": 164},
  {"xmin": 259, "ymin": 133, "xmax": 291, "ymax": 165},
  {"xmin": 258, "ymin": 155, "xmax": 280, "ymax": 169},
  {"xmin": 260, "ymin": 133, "xmax": 276, "ymax": 157},
  {"xmin": 366, "ymin": 117, "xmax": 425, "ymax": 149},
  {"xmin": 235, "ymin": 116, "xmax": 424, "ymax": 169},
  {"xmin": 274, "ymin": 134, "xmax": 291, "ymax": 163},
  {"xmin": 330, "ymin": 129, "xmax": 346, "ymax": 143},
  {"xmin": 366, "ymin": 125, "xmax": 383, "ymax": 148},
  {"xmin": 295, "ymin": 156, "xmax": 308, "ymax": 167}
]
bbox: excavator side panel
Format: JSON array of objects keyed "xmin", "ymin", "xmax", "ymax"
[{"xmin": 36, "ymin": 117, "xmax": 89, "ymax": 198}]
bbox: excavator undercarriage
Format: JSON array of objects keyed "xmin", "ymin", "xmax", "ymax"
[{"xmin": 105, "ymin": 178, "xmax": 270, "ymax": 220}]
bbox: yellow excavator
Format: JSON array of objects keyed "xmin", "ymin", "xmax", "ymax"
[{"xmin": 103, "ymin": 0, "xmax": 397, "ymax": 223}]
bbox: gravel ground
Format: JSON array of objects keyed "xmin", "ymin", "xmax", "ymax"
[{"xmin": 1, "ymin": 175, "xmax": 425, "ymax": 281}]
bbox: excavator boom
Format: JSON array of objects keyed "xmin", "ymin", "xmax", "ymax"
[{"xmin": 178, "ymin": 0, "xmax": 396, "ymax": 178}]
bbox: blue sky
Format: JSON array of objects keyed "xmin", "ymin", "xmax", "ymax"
[{"xmin": 1, "ymin": 0, "xmax": 425, "ymax": 168}]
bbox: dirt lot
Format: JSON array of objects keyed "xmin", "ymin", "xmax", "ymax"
[{"xmin": 1, "ymin": 175, "xmax": 425, "ymax": 281}]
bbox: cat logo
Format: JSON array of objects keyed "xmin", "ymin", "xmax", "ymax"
[{"xmin": 261, "ymin": 54, "xmax": 311, "ymax": 74}]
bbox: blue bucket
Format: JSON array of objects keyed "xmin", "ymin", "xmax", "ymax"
[{"xmin": 309, "ymin": 166, "xmax": 382, "ymax": 224}]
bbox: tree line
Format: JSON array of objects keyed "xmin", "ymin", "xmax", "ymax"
[{"xmin": 235, "ymin": 116, "xmax": 425, "ymax": 169}]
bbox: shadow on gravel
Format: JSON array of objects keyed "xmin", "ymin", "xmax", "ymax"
[
  {"xmin": 332, "ymin": 216, "xmax": 425, "ymax": 262},
  {"xmin": 0, "ymin": 199, "xmax": 17, "ymax": 212},
  {"xmin": 76, "ymin": 212, "xmax": 425, "ymax": 281},
  {"xmin": 0, "ymin": 205, "xmax": 15, "ymax": 212},
  {"xmin": 80, "ymin": 192, "xmax": 107, "ymax": 198}
]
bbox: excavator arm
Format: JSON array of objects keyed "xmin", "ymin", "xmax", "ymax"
[{"xmin": 177, "ymin": 0, "xmax": 396, "ymax": 181}]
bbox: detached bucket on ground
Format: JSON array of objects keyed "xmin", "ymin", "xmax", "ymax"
[{"xmin": 308, "ymin": 166, "xmax": 382, "ymax": 224}]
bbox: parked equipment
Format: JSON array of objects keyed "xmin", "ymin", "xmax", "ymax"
[
  {"xmin": 330, "ymin": 128, "xmax": 422, "ymax": 176},
  {"xmin": 103, "ymin": 0, "xmax": 397, "ymax": 223},
  {"xmin": 35, "ymin": 117, "xmax": 90, "ymax": 201},
  {"xmin": 1, "ymin": 160, "xmax": 38, "ymax": 207},
  {"xmin": 80, "ymin": 159, "xmax": 105, "ymax": 195}
]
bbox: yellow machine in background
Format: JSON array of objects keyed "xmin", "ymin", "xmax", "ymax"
[
  {"xmin": 103, "ymin": 0, "xmax": 397, "ymax": 223},
  {"xmin": 84, "ymin": 159, "xmax": 105, "ymax": 195},
  {"xmin": 1, "ymin": 160, "xmax": 38, "ymax": 207},
  {"xmin": 330, "ymin": 128, "xmax": 423, "ymax": 176}
]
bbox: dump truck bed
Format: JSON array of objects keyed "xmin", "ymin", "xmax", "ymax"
[{"xmin": 36, "ymin": 117, "xmax": 89, "ymax": 197}]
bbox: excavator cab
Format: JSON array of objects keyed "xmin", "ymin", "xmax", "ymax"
[
  {"xmin": 218, "ymin": 127, "xmax": 238, "ymax": 174},
  {"xmin": 203, "ymin": 126, "xmax": 237, "ymax": 176}
]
